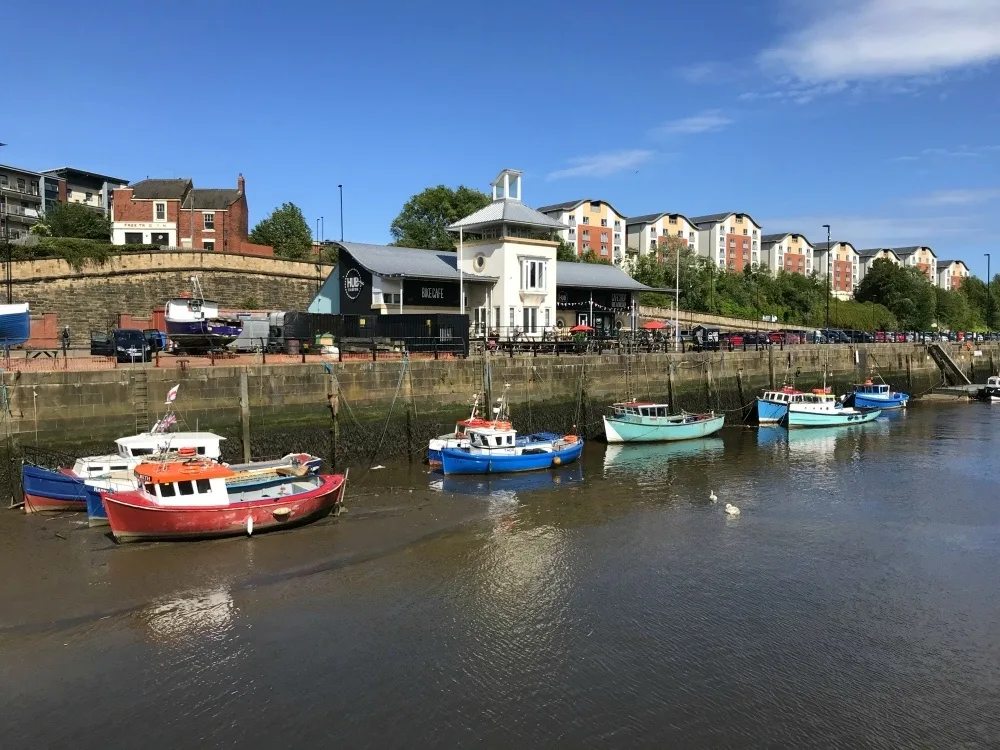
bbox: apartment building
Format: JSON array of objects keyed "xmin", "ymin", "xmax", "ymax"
[
  {"xmin": 857, "ymin": 248, "xmax": 901, "ymax": 282},
  {"xmin": 814, "ymin": 241, "xmax": 860, "ymax": 299},
  {"xmin": 689, "ymin": 213, "xmax": 761, "ymax": 271},
  {"xmin": 536, "ymin": 199, "xmax": 627, "ymax": 264},
  {"xmin": 111, "ymin": 174, "xmax": 272, "ymax": 255},
  {"xmin": 625, "ymin": 213, "xmax": 700, "ymax": 257},
  {"xmin": 0, "ymin": 164, "xmax": 51, "ymax": 240},
  {"xmin": 891, "ymin": 246, "xmax": 937, "ymax": 284},
  {"xmin": 41, "ymin": 167, "xmax": 128, "ymax": 215},
  {"xmin": 936, "ymin": 259, "xmax": 969, "ymax": 290},
  {"xmin": 760, "ymin": 233, "xmax": 816, "ymax": 276}
]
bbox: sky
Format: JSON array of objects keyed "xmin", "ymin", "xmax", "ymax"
[{"xmin": 5, "ymin": 0, "xmax": 1000, "ymax": 277}]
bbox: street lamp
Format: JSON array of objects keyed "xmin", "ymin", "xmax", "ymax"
[
  {"xmin": 338, "ymin": 185, "xmax": 344, "ymax": 241},
  {"xmin": 823, "ymin": 224, "xmax": 831, "ymax": 331},
  {"xmin": 986, "ymin": 252, "xmax": 992, "ymax": 333}
]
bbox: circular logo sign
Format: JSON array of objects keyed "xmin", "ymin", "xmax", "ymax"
[{"xmin": 344, "ymin": 268, "xmax": 364, "ymax": 300}]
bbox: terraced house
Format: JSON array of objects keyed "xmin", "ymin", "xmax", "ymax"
[
  {"xmin": 537, "ymin": 199, "xmax": 627, "ymax": 264},
  {"xmin": 689, "ymin": 213, "xmax": 762, "ymax": 272},
  {"xmin": 936, "ymin": 259, "xmax": 969, "ymax": 290},
  {"xmin": 624, "ymin": 213, "xmax": 700, "ymax": 258},
  {"xmin": 814, "ymin": 241, "xmax": 860, "ymax": 299},
  {"xmin": 891, "ymin": 246, "xmax": 937, "ymax": 283},
  {"xmin": 760, "ymin": 233, "xmax": 815, "ymax": 277}
]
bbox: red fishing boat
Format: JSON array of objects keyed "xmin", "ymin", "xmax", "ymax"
[{"xmin": 101, "ymin": 459, "xmax": 347, "ymax": 543}]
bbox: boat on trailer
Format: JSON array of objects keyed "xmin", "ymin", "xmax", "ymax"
[
  {"xmin": 602, "ymin": 401, "xmax": 724, "ymax": 443},
  {"xmin": 756, "ymin": 386, "xmax": 805, "ymax": 425},
  {"xmin": 846, "ymin": 379, "xmax": 909, "ymax": 410},
  {"xmin": 165, "ymin": 277, "xmax": 242, "ymax": 353},
  {"xmin": 785, "ymin": 392, "xmax": 881, "ymax": 428},
  {"xmin": 102, "ymin": 459, "xmax": 347, "ymax": 543}
]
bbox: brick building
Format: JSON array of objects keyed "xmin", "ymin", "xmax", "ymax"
[
  {"xmin": 536, "ymin": 199, "xmax": 627, "ymax": 265},
  {"xmin": 111, "ymin": 174, "xmax": 272, "ymax": 255},
  {"xmin": 691, "ymin": 213, "xmax": 763, "ymax": 272}
]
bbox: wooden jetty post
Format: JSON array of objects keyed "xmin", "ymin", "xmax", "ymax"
[{"xmin": 239, "ymin": 368, "xmax": 252, "ymax": 463}]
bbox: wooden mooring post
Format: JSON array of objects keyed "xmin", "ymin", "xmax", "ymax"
[
  {"xmin": 326, "ymin": 369, "xmax": 340, "ymax": 470},
  {"xmin": 239, "ymin": 368, "xmax": 252, "ymax": 463}
]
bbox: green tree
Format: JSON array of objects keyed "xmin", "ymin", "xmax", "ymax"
[
  {"xmin": 556, "ymin": 239, "xmax": 578, "ymax": 262},
  {"xmin": 580, "ymin": 249, "xmax": 611, "ymax": 265},
  {"xmin": 390, "ymin": 185, "xmax": 491, "ymax": 250},
  {"xmin": 38, "ymin": 201, "xmax": 111, "ymax": 240},
  {"xmin": 249, "ymin": 202, "xmax": 313, "ymax": 260},
  {"xmin": 855, "ymin": 258, "xmax": 936, "ymax": 329}
]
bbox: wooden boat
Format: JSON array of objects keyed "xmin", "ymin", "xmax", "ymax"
[
  {"xmin": 755, "ymin": 386, "xmax": 805, "ymax": 425},
  {"xmin": 602, "ymin": 401, "xmax": 724, "ymax": 443},
  {"xmin": 102, "ymin": 459, "xmax": 347, "ymax": 543},
  {"xmin": 785, "ymin": 391, "xmax": 881, "ymax": 428},
  {"xmin": 85, "ymin": 451, "xmax": 322, "ymax": 527},
  {"xmin": 22, "ymin": 430, "xmax": 224, "ymax": 514},
  {"xmin": 439, "ymin": 423, "xmax": 582, "ymax": 475},
  {"xmin": 846, "ymin": 379, "xmax": 909, "ymax": 410}
]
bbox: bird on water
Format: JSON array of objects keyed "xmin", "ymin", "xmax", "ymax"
[
  {"xmin": 725, "ymin": 503, "xmax": 740, "ymax": 517},
  {"xmin": 709, "ymin": 490, "xmax": 718, "ymax": 503}
]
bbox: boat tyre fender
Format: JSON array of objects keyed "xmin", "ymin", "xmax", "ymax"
[{"xmin": 553, "ymin": 456, "xmax": 561, "ymax": 465}]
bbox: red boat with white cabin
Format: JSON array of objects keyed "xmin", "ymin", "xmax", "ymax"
[{"xmin": 101, "ymin": 458, "xmax": 347, "ymax": 543}]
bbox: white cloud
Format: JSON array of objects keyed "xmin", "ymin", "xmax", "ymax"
[
  {"xmin": 674, "ymin": 62, "xmax": 724, "ymax": 83},
  {"xmin": 546, "ymin": 149, "xmax": 654, "ymax": 180},
  {"xmin": 893, "ymin": 145, "xmax": 1000, "ymax": 161},
  {"xmin": 912, "ymin": 188, "xmax": 1000, "ymax": 205},
  {"xmin": 650, "ymin": 110, "xmax": 732, "ymax": 137},
  {"xmin": 760, "ymin": 0, "xmax": 1000, "ymax": 82}
]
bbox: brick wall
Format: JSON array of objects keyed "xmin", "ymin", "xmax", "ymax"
[
  {"xmin": 111, "ymin": 189, "xmax": 181, "ymax": 223},
  {"xmin": 12, "ymin": 250, "xmax": 332, "ymax": 336}
]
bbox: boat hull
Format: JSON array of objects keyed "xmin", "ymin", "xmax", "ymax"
[
  {"xmin": 165, "ymin": 319, "xmax": 242, "ymax": 351},
  {"xmin": 850, "ymin": 392, "xmax": 909, "ymax": 410},
  {"xmin": 21, "ymin": 465, "xmax": 90, "ymax": 513},
  {"xmin": 755, "ymin": 399, "xmax": 788, "ymax": 425},
  {"xmin": 440, "ymin": 440, "xmax": 583, "ymax": 475},
  {"xmin": 603, "ymin": 413, "xmax": 725, "ymax": 443},
  {"xmin": 102, "ymin": 474, "xmax": 347, "ymax": 543},
  {"xmin": 786, "ymin": 408, "xmax": 881, "ymax": 428}
]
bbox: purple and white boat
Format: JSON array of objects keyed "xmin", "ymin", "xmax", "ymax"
[{"xmin": 165, "ymin": 280, "xmax": 242, "ymax": 352}]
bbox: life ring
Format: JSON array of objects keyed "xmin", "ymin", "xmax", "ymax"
[
  {"xmin": 178, "ymin": 447, "xmax": 197, "ymax": 457},
  {"xmin": 495, "ymin": 421, "xmax": 511, "ymax": 430},
  {"xmin": 563, "ymin": 435, "xmax": 579, "ymax": 443}
]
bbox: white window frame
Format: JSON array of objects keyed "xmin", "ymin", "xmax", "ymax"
[
  {"xmin": 154, "ymin": 201, "xmax": 166, "ymax": 222},
  {"xmin": 203, "ymin": 212, "xmax": 215, "ymax": 230},
  {"xmin": 521, "ymin": 259, "xmax": 547, "ymax": 291},
  {"xmin": 203, "ymin": 240, "xmax": 215, "ymax": 251}
]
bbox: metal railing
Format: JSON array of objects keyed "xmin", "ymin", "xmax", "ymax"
[{"xmin": 0, "ymin": 204, "xmax": 40, "ymax": 218}]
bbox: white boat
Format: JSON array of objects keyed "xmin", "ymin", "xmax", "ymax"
[
  {"xmin": 785, "ymin": 392, "xmax": 881, "ymax": 428},
  {"xmin": 980, "ymin": 375, "xmax": 1000, "ymax": 402}
]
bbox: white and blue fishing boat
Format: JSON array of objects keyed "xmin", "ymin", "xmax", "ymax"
[
  {"xmin": 785, "ymin": 392, "xmax": 881, "ymax": 428},
  {"xmin": 756, "ymin": 386, "xmax": 805, "ymax": 425},
  {"xmin": 165, "ymin": 278, "xmax": 241, "ymax": 353},
  {"xmin": 439, "ymin": 422, "xmax": 582, "ymax": 475},
  {"xmin": 846, "ymin": 380, "xmax": 909, "ymax": 410},
  {"xmin": 0, "ymin": 302, "xmax": 30, "ymax": 347},
  {"xmin": 602, "ymin": 401, "xmax": 724, "ymax": 443}
]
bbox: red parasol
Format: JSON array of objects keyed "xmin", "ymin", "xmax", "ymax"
[
  {"xmin": 641, "ymin": 320, "xmax": 670, "ymax": 330},
  {"xmin": 569, "ymin": 324, "xmax": 595, "ymax": 333}
]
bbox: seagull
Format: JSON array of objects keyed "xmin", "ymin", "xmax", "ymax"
[
  {"xmin": 709, "ymin": 490, "xmax": 718, "ymax": 503},
  {"xmin": 725, "ymin": 503, "xmax": 740, "ymax": 517}
]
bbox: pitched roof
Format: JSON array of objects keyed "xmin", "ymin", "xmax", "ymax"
[
  {"xmin": 625, "ymin": 212, "xmax": 698, "ymax": 228},
  {"xmin": 129, "ymin": 178, "xmax": 191, "ymax": 200},
  {"xmin": 889, "ymin": 245, "xmax": 936, "ymax": 258},
  {"xmin": 937, "ymin": 259, "xmax": 967, "ymax": 267},
  {"xmin": 41, "ymin": 167, "xmax": 129, "ymax": 184},
  {"xmin": 336, "ymin": 242, "xmax": 497, "ymax": 282},
  {"xmin": 761, "ymin": 232, "xmax": 813, "ymax": 246},
  {"xmin": 535, "ymin": 198, "xmax": 627, "ymax": 219},
  {"xmin": 555, "ymin": 261, "xmax": 652, "ymax": 291},
  {"xmin": 689, "ymin": 212, "xmax": 761, "ymax": 228},
  {"xmin": 449, "ymin": 200, "xmax": 567, "ymax": 231},
  {"xmin": 857, "ymin": 248, "xmax": 899, "ymax": 259},
  {"xmin": 182, "ymin": 189, "xmax": 241, "ymax": 210}
]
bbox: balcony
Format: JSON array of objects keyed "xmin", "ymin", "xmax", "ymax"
[
  {"xmin": 0, "ymin": 183, "xmax": 41, "ymax": 200},
  {"xmin": 1, "ymin": 204, "xmax": 40, "ymax": 221}
]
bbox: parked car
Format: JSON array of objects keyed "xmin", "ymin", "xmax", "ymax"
[{"xmin": 91, "ymin": 329, "xmax": 152, "ymax": 363}]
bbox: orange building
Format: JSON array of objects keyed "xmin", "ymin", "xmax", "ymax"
[
  {"xmin": 537, "ymin": 199, "xmax": 627, "ymax": 265},
  {"xmin": 689, "ymin": 212, "xmax": 762, "ymax": 272},
  {"xmin": 815, "ymin": 241, "xmax": 860, "ymax": 298},
  {"xmin": 936, "ymin": 260, "xmax": 969, "ymax": 290},
  {"xmin": 891, "ymin": 246, "xmax": 937, "ymax": 283},
  {"xmin": 760, "ymin": 233, "xmax": 815, "ymax": 276}
]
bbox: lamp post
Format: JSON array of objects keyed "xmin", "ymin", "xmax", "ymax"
[
  {"xmin": 823, "ymin": 224, "xmax": 831, "ymax": 331},
  {"xmin": 338, "ymin": 185, "xmax": 344, "ymax": 241},
  {"xmin": 986, "ymin": 252, "xmax": 992, "ymax": 333}
]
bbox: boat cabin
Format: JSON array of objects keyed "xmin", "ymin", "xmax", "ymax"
[
  {"xmin": 854, "ymin": 382, "xmax": 891, "ymax": 396},
  {"xmin": 610, "ymin": 402, "xmax": 671, "ymax": 421},
  {"xmin": 796, "ymin": 393, "xmax": 840, "ymax": 411},
  {"xmin": 116, "ymin": 431, "xmax": 224, "ymax": 460},
  {"xmin": 72, "ymin": 455, "xmax": 132, "ymax": 478},
  {"xmin": 135, "ymin": 461, "xmax": 236, "ymax": 506},
  {"xmin": 988, "ymin": 376, "xmax": 1000, "ymax": 387},
  {"xmin": 762, "ymin": 389, "xmax": 803, "ymax": 405},
  {"xmin": 465, "ymin": 425, "xmax": 518, "ymax": 455}
]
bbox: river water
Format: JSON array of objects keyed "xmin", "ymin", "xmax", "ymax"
[{"xmin": 2, "ymin": 402, "xmax": 999, "ymax": 748}]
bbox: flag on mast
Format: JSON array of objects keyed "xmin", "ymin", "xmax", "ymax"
[{"xmin": 165, "ymin": 384, "xmax": 180, "ymax": 405}]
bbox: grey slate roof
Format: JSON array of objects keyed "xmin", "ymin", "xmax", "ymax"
[
  {"xmin": 41, "ymin": 167, "xmax": 129, "ymax": 184},
  {"xmin": 857, "ymin": 248, "xmax": 898, "ymax": 258},
  {"xmin": 625, "ymin": 212, "xmax": 666, "ymax": 226},
  {"xmin": 535, "ymin": 198, "xmax": 627, "ymax": 219},
  {"xmin": 555, "ymin": 261, "xmax": 652, "ymax": 291},
  {"xmin": 761, "ymin": 232, "xmax": 813, "ymax": 245},
  {"xmin": 449, "ymin": 200, "xmax": 567, "ymax": 231},
  {"xmin": 129, "ymin": 178, "xmax": 191, "ymax": 200},
  {"xmin": 889, "ymin": 245, "xmax": 935, "ymax": 258},
  {"xmin": 182, "ymin": 189, "xmax": 241, "ymax": 210},
  {"xmin": 689, "ymin": 211, "xmax": 760, "ymax": 228},
  {"xmin": 336, "ymin": 242, "xmax": 497, "ymax": 282},
  {"xmin": 937, "ymin": 259, "xmax": 965, "ymax": 266}
]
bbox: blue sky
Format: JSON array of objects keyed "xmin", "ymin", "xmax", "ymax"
[{"xmin": 5, "ymin": 0, "xmax": 1000, "ymax": 277}]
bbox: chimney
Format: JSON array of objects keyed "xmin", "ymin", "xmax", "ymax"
[{"xmin": 237, "ymin": 173, "xmax": 245, "ymax": 193}]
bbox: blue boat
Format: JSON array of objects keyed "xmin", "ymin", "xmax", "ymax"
[
  {"xmin": 755, "ymin": 386, "xmax": 805, "ymax": 425},
  {"xmin": 0, "ymin": 303, "xmax": 30, "ymax": 347},
  {"xmin": 785, "ymin": 393, "xmax": 881, "ymax": 428},
  {"xmin": 602, "ymin": 402, "xmax": 724, "ymax": 443},
  {"xmin": 165, "ymin": 294, "xmax": 242, "ymax": 352},
  {"xmin": 847, "ymin": 381, "xmax": 909, "ymax": 410},
  {"xmin": 439, "ymin": 421, "xmax": 583, "ymax": 476}
]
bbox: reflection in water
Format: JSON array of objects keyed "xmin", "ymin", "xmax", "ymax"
[
  {"xmin": 138, "ymin": 587, "xmax": 236, "ymax": 644},
  {"xmin": 430, "ymin": 463, "xmax": 584, "ymax": 499},
  {"xmin": 602, "ymin": 437, "xmax": 725, "ymax": 473}
]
